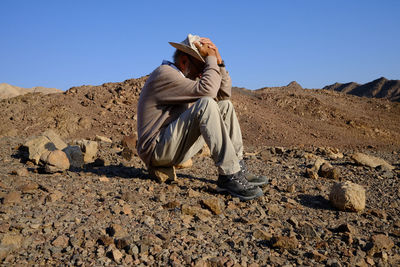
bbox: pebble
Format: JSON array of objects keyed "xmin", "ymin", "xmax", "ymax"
[
  {"xmin": 2, "ymin": 191, "xmax": 21, "ymax": 205},
  {"xmin": 12, "ymin": 168, "xmax": 29, "ymax": 177},
  {"xmin": 201, "ymin": 197, "xmax": 223, "ymax": 215},
  {"xmin": 18, "ymin": 182, "xmax": 39, "ymax": 193},
  {"xmin": 367, "ymin": 234, "xmax": 394, "ymax": 256},
  {"xmin": 272, "ymin": 236, "xmax": 298, "ymax": 250}
]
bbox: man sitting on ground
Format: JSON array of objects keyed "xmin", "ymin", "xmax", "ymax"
[{"xmin": 137, "ymin": 34, "xmax": 268, "ymax": 200}]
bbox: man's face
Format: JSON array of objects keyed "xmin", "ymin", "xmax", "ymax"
[{"xmin": 184, "ymin": 56, "xmax": 205, "ymax": 80}]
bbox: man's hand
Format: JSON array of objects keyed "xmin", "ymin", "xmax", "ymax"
[
  {"xmin": 194, "ymin": 41, "xmax": 217, "ymax": 59},
  {"xmin": 199, "ymin": 37, "xmax": 223, "ymax": 65}
]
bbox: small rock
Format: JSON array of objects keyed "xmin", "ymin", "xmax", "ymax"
[
  {"xmin": 272, "ymin": 236, "xmax": 298, "ymax": 250},
  {"xmin": 95, "ymin": 135, "xmax": 113, "ymax": 143},
  {"xmin": 42, "ymin": 150, "xmax": 70, "ymax": 173},
  {"xmin": 350, "ymin": 153, "xmax": 394, "ymax": 170},
  {"xmin": 52, "ymin": 235, "xmax": 69, "ymax": 248},
  {"xmin": 365, "ymin": 257, "xmax": 374, "ymax": 265},
  {"xmin": 312, "ymin": 250, "xmax": 327, "ymax": 262},
  {"xmin": 46, "ymin": 190, "xmax": 63, "ymax": 202},
  {"xmin": 148, "ymin": 166, "xmax": 176, "ymax": 183},
  {"xmin": 328, "ymin": 151, "xmax": 344, "ymax": 160},
  {"xmin": 99, "ymin": 176, "xmax": 110, "ymax": 182},
  {"xmin": 78, "ymin": 117, "xmax": 92, "ymax": 129},
  {"xmin": 326, "ymin": 258, "xmax": 342, "ymax": 267},
  {"xmin": 12, "ymin": 168, "xmax": 29, "ymax": 177},
  {"xmin": 334, "ymin": 223, "xmax": 356, "ymax": 234},
  {"xmin": 175, "ymin": 158, "xmax": 193, "ymax": 169},
  {"xmin": 1, "ymin": 232, "xmax": 23, "ymax": 249},
  {"xmin": 115, "ymin": 237, "xmax": 131, "ymax": 250},
  {"xmin": 124, "ymin": 254, "xmax": 133, "ymax": 264},
  {"xmin": 142, "ymin": 215, "xmax": 155, "ymax": 227},
  {"xmin": 112, "ymin": 248, "xmax": 123, "ymax": 263},
  {"xmin": 313, "ymin": 157, "xmax": 326, "ymax": 171},
  {"xmin": 306, "ymin": 168, "xmax": 319, "ymax": 179},
  {"xmin": 286, "ymin": 183, "xmax": 295, "ymax": 193},
  {"xmin": 121, "ymin": 147, "xmax": 135, "ymax": 161},
  {"xmin": 121, "ymin": 135, "xmax": 137, "ymax": 160},
  {"xmin": 343, "ymin": 232, "xmax": 353, "ymax": 245},
  {"xmin": 318, "ymin": 162, "xmax": 340, "ymax": 180},
  {"xmin": 2, "ymin": 191, "xmax": 21, "ymax": 205},
  {"xmin": 0, "ymin": 247, "xmax": 10, "ymax": 261},
  {"xmin": 98, "ymin": 235, "xmax": 114, "ymax": 246},
  {"xmin": 201, "ymin": 197, "xmax": 223, "ymax": 215},
  {"xmin": 108, "ymin": 224, "xmax": 128, "ymax": 239},
  {"xmin": 253, "ymin": 229, "xmax": 273, "ymax": 241},
  {"xmin": 121, "ymin": 135, "xmax": 137, "ymax": 150},
  {"xmin": 367, "ymin": 234, "xmax": 394, "ymax": 256},
  {"xmin": 63, "ymin": 145, "xmax": 84, "ymax": 168},
  {"xmin": 267, "ymin": 204, "xmax": 281, "ymax": 215},
  {"xmin": 76, "ymin": 140, "xmax": 98, "ymax": 163},
  {"xmin": 163, "ymin": 200, "xmax": 181, "ymax": 209},
  {"xmin": 181, "ymin": 204, "xmax": 211, "ymax": 218},
  {"xmin": 298, "ymin": 222, "xmax": 318, "ymax": 239},
  {"xmin": 368, "ymin": 208, "xmax": 387, "ymax": 220},
  {"xmin": 288, "ymin": 216, "xmax": 299, "ymax": 228},
  {"xmin": 329, "ymin": 181, "xmax": 365, "ymax": 212},
  {"xmin": 17, "ymin": 182, "xmax": 39, "ymax": 193},
  {"xmin": 188, "ymin": 188, "xmax": 201, "ymax": 198},
  {"xmin": 197, "ymin": 144, "xmax": 211, "ymax": 157},
  {"xmin": 122, "ymin": 204, "xmax": 132, "ymax": 215}
]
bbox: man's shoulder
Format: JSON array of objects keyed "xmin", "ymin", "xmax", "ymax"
[{"xmin": 149, "ymin": 64, "xmax": 184, "ymax": 81}]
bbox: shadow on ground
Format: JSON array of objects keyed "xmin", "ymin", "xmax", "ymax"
[{"xmin": 298, "ymin": 194, "xmax": 335, "ymax": 211}]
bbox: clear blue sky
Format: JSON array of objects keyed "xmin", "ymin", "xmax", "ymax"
[{"xmin": 1, "ymin": 0, "xmax": 399, "ymax": 90}]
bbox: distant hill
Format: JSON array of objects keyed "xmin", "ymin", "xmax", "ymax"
[
  {"xmin": 255, "ymin": 81, "xmax": 303, "ymax": 92},
  {"xmin": 323, "ymin": 77, "xmax": 400, "ymax": 102},
  {"xmin": 0, "ymin": 83, "xmax": 61, "ymax": 99}
]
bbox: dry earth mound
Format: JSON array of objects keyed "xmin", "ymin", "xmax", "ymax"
[
  {"xmin": 0, "ymin": 83, "xmax": 61, "ymax": 99},
  {"xmin": 1, "ymin": 77, "xmax": 400, "ymax": 152},
  {"xmin": 324, "ymin": 77, "xmax": 400, "ymax": 102}
]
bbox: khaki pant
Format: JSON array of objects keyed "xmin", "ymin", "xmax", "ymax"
[{"xmin": 151, "ymin": 97, "xmax": 243, "ymax": 175}]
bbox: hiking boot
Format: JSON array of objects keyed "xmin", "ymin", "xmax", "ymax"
[
  {"xmin": 217, "ymin": 171, "xmax": 263, "ymax": 201},
  {"xmin": 239, "ymin": 160, "xmax": 269, "ymax": 186}
]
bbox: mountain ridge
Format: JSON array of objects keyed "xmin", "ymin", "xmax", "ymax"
[
  {"xmin": 0, "ymin": 83, "xmax": 62, "ymax": 99},
  {"xmin": 323, "ymin": 77, "xmax": 400, "ymax": 102}
]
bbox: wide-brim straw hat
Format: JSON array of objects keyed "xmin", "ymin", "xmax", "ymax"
[{"xmin": 169, "ymin": 34, "xmax": 205, "ymax": 63}]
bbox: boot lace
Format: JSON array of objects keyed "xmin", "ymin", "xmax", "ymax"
[
  {"xmin": 239, "ymin": 160, "xmax": 249, "ymax": 174},
  {"xmin": 232, "ymin": 171, "xmax": 252, "ymax": 189}
]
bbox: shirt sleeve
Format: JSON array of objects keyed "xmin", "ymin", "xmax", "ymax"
[
  {"xmin": 216, "ymin": 66, "xmax": 232, "ymax": 101},
  {"xmin": 154, "ymin": 56, "xmax": 222, "ymax": 105}
]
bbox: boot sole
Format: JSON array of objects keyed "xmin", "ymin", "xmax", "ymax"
[
  {"xmin": 216, "ymin": 187, "xmax": 263, "ymax": 201},
  {"xmin": 247, "ymin": 181, "xmax": 269, "ymax": 187}
]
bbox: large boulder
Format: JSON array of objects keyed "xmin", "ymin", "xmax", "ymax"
[
  {"xmin": 329, "ymin": 181, "xmax": 365, "ymax": 212},
  {"xmin": 350, "ymin": 153, "xmax": 394, "ymax": 170},
  {"xmin": 23, "ymin": 130, "xmax": 67, "ymax": 164}
]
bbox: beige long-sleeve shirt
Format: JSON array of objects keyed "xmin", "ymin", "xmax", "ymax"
[{"xmin": 137, "ymin": 56, "xmax": 232, "ymax": 166}]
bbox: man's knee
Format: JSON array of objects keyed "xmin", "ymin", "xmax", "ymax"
[
  {"xmin": 217, "ymin": 99, "xmax": 234, "ymax": 115},
  {"xmin": 194, "ymin": 97, "xmax": 218, "ymax": 111},
  {"xmin": 217, "ymin": 99, "xmax": 233, "ymax": 109}
]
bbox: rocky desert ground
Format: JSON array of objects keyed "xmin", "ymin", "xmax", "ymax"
[{"xmin": 0, "ymin": 76, "xmax": 399, "ymax": 266}]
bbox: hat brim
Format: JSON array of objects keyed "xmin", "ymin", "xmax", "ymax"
[{"xmin": 169, "ymin": 42, "xmax": 205, "ymax": 63}]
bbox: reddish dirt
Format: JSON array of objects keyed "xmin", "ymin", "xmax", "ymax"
[{"xmin": 1, "ymin": 76, "xmax": 399, "ymax": 152}]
